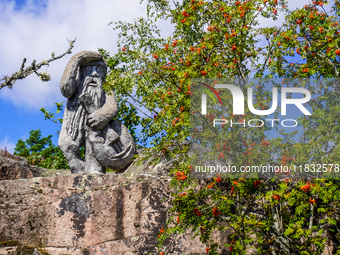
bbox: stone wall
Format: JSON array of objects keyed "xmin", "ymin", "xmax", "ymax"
[{"xmin": 0, "ymin": 171, "xmax": 208, "ymax": 255}]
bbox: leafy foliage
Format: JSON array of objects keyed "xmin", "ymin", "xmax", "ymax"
[
  {"xmin": 40, "ymin": 102, "xmax": 64, "ymax": 130},
  {"xmin": 102, "ymin": 0, "xmax": 340, "ymax": 254},
  {"xmin": 14, "ymin": 129, "xmax": 68, "ymax": 169}
]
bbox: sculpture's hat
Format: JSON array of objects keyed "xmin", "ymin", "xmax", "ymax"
[{"xmin": 61, "ymin": 51, "xmax": 107, "ymax": 87}]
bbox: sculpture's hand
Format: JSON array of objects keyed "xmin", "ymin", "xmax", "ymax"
[
  {"xmin": 87, "ymin": 91, "xmax": 118, "ymax": 129},
  {"xmin": 87, "ymin": 111, "xmax": 104, "ymax": 129},
  {"xmin": 87, "ymin": 108, "xmax": 113, "ymax": 129}
]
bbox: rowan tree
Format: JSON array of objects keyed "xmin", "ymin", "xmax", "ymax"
[{"xmin": 102, "ymin": 0, "xmax": 340, "ymax": 253}]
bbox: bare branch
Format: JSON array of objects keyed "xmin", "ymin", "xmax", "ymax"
[
  {"xmin": 125, "ymin": 99, "xmax": 154, "ymax": 119},
  {"xmin": 20, "ymin": 58, "xmax": 26, "ymax": 72},
  {"xmin": 0, "ymin": 38, "xmax": 76, "ymax": 90}
]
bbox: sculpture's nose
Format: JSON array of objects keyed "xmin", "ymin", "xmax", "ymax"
[{"xmin": 91, "ymin": 70, "xmax": 99, "ymax": 77}]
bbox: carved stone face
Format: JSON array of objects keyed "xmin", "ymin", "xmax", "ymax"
[{"xmin": 79, "ymin": 60, "xmax": 107, "ymax": 83}]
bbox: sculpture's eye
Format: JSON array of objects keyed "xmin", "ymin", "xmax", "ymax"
[{"xmin": 86, "ymin": 66, "xmax": 92, "ymax": 73}]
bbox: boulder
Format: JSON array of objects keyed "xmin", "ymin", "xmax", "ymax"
[
  {"xmin": 0, "ymin": 173, "xmax": 208, "ymax": 254},
  {"xmin": 0, "ymin": 153, "xmax": 71, "ymax": 180}
]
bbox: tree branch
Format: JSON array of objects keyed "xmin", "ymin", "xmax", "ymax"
[{"xmin": 0, "ymin": 38, "xmax": 76, "ymax": 90}]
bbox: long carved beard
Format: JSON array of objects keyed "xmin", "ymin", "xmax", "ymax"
[
  {"xmin": 82, "ymin": 77, "xmax": 105, "ymax": 111},
  {"xmin": 66, "ymin": 77, "xmax": 105, "ymax": 140}
]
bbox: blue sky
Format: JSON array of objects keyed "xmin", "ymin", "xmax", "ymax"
[
  {"xmin": 0, "ymin": 0, "xmax": 308, "ymax": 153},
  {"xmin": 12, "ymin": 0, "xmax": 47, "ymax": 11}
]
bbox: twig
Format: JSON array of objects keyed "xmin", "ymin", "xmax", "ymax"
[{"xmin": 0, "ymin": 38, "xmax": 76, "ymax": 90}]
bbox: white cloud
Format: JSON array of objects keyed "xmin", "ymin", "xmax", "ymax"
[
  {"xmin": 0, "ymin": 0, "xmax": 148, "ymax": 110},
  {"xmin": 0, "ymin": 137, "xmax": 16, "ymax": 154}
]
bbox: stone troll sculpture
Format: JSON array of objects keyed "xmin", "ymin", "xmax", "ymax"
[{"xmin": 58, "ymin": 51, "xmax": 135, "ymax": 174}]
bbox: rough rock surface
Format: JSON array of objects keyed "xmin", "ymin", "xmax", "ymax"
[
  {"xmin": 0, "ymin": 154, "xmax": 72, "ymax": 180},
  {"xmin": 0, "ymin": 154, "xmax": 337, "ymax": 254},
  {"xmin": 0, "ymin": 172, "xmax": 209, "ymax": 255},
  {"xmin": 0, "ymin": 154, "xmax": 71, "ymax": 180},
  {"xmin": 0, "ymin": 156, "xmax": 33, "ymax": 180}
]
